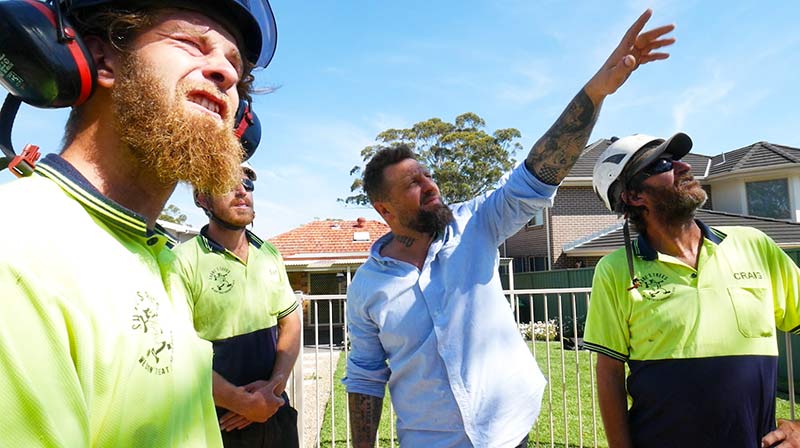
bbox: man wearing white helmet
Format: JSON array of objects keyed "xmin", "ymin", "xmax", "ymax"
[
  {"xmin": 175, "ymin": 162, "xmax": 301, "ymax": 448},
  {"xmin": 585, "ymin": 133, "xmax": 800, "ymax": 448},
  {"xmin": 0, "ymin": 0, "xmax": 277, "ymax": 446}
]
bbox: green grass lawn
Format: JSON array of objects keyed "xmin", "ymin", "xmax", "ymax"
[{"xmin": 318, "ymin": 341, "xmax": 797, "ymax": 447}]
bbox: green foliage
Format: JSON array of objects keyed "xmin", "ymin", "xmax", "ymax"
[
  {"xmin": 342, "ymin": 112, "xmax": 522, "ymax": 206},
  {"xmin": 158, "ymin": 203, "xmax": 187, "ymax": 225}
]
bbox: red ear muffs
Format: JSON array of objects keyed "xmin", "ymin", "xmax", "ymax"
[
  {"xmin": 233, "ymin": 99, "xmax": 261, "ymax": 160},
  {"xmin": 0, "ymin": 0, "xmax": 96, "ymax": 108}
]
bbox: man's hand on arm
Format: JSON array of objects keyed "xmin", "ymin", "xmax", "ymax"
[
  {"xmin": 525, "ymin": 9, "xmax": 675, "ymax": 186},
  {"xmin": 762, "ymin": 419, "xmax": 800, "ymax": 448},
  {"xmin": 596, "ymin": 354, "xmax": 634, "ymax": 448},
  {"xmin": 212, "ymin": 371, "xmax": 281, "ymax": 432},
  {"xmin": 349, "ymin": 392, "xmax": 383, "ymax": 448}
]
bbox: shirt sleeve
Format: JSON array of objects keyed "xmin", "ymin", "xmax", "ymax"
[
  {"xmin": 465, "ymin": 162, "xmax": 558, "ymax": 246},
  {"xmin": 766, "ymin": 236, "xmax": 800, "ymax": 333},
  {"xmin": 168, "ymin": 247, "xmax": 198, "ymax": 314},
  {"xmin": 271, "ymin": 251, "xmax": 300, "ymax": 319},
  {"xmin": 0, "ymin": 264, "xmax": 89, "ymax": 447},
  {"xmin": 342, "ymin": 287, "xmax": 390, "ymax": 398},
  {"xmin": 583, "ymin": 257, "xmax": 632, "ymax": 362}
]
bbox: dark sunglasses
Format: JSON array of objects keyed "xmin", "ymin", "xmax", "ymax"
[
  {"xmin": 628, "ymin": 157, "xmax": 678, "ymax": 188},
  {"xmin": 241, "ymin": 178, "xmax": 255, "ymax": 192},
  {"xmin": 642, "ymin": 157, "xmax": 676, "ymax": 176}
]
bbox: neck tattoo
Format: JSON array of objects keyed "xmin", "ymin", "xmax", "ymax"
[{"xmin": 395, "ymin": 235, "xmax": 416, "ymax": 248}]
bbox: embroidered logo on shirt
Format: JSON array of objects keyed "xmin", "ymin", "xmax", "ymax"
[
  {"xmin": 132, "ymin": 291, "xmax": 174, "ymax": 375},
  {"xmin": 639, "ymin": 272, "xmax": 675, "ymax": 301},
  {"xmin": 209, "ymin": 267, "xmax": 235, "ymax": 293}
]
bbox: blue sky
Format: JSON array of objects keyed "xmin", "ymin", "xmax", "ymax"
[{"xmin": 2, "ymin": 0, "xmax": 798, "ymax": 237}]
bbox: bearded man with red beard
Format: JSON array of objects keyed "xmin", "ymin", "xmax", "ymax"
[
  {"xmin": 0, "ymin": 1, "xmax": 277, "ymax": 446},
  {"xmin": 585, "ymin": 133, "xmax": 800, "ymax": 448}
]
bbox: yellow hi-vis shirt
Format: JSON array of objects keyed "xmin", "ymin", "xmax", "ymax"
[{"xmin": 0, "ymin": 155, "xmax": 222, "ymax": 447}]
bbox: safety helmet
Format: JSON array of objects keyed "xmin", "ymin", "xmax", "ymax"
[
  {"xmin": 592, "ymin": 133, "xmax": 692, "ymax": 213},
  {"xmin": 241, "ymin": 161, "xmax": 257, "ymax": 182},
  {"xmin": 0, "ymin": 0, "xmax": 277, "ymax": 108}
]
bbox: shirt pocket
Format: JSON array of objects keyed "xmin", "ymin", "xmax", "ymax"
[{"xmin": 727, "ymin": 287, "xmax": 773, "ymax": 338}]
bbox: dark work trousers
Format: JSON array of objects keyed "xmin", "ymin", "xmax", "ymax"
[
  {"xmin": 221, "ymin": 405, "xmax": 299, "ymax": 448},
  {"xmin": 514, "ymin": 433, "xmax": 530, "ymax": 448}
]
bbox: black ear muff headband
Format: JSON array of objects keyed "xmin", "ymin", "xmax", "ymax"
[{"xmin": 233, "ymin": 99, "xmax": 261, "ymax": 161}]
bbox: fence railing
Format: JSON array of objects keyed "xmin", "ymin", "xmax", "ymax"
[{"xmin": 287, "ymin": 289, "xmax": 797, "ymax": 447}]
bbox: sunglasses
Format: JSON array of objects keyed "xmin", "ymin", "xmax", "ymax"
[
  {"xmin": 642, "ymin": 157, "xmax": 676, "ymax": 175},
  {"xmin": 241, "ymin": 178, "xmax": 255, "ymax": 192},
  {"xmin": 628, "ymin": 157, "xmax": 678, "ymax": 188}
]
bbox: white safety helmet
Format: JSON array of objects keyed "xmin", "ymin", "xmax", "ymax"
[
  {"xmin": 592, "ymin": 133, "xmax": 692, "ymax": 213},
  {"xmin": 241, "ymin": 161, "xmax": 257, "ymax": 181}
]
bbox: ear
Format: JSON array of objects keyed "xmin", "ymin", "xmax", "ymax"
[
  {"xmin": 621, "ymin": 190, "xmax": 646, "ymax": 207},
  {"xmin": 373, "ymin": 201, "xmax": 393, "ymax": 222},
  {"xmin": 84, "ymin": 36, "xmax": 121, "ymax": 88},
  {"xmin": 194, "ymin": 192, "xmax": 210, "ymax": 209}
]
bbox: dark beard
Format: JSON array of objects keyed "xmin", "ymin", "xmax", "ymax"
[
  {"xmin": 406, "ymin": 203, "xmax": 454, "ymax": 235},
  {"xmin": 111, "ymin": 53, "xmax": 244, "ymax": 195},
  {"xmin": 642, "ymin": 177, "xmax": 707, "ymax": 225}
]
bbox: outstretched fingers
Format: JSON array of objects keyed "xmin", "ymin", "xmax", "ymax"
[
  {"xmin": 637, "ymin": 24, "xmax": 676, "ymax": 45},
  {"xmin": 621, "ymin": 9, "xmax": 653, "ymax": 47}
]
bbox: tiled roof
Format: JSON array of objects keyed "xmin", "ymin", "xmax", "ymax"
[
  {"xmin": 269, "ymin": 218, "xmax": 389, "ymax": 258},
  {"xmin": 708, "ymin": 141, "xmax": 800, "ymax": 176},
  {"xmin": 564, "ymin": 209, "xmax": 800, "ymax": 256},
  {"xmin": 566, "ymin": 138, "xmax": 711, "ymax": 180}
]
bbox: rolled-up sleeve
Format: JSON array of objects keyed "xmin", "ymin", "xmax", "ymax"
[{"xmin": 342, "ymin": 288, "xmax": 391, "ymax": 398}]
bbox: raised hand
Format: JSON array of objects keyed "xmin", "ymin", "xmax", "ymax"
[{"xmin": 585, "ymin": 9, "xmax": 676, "ymax": 101}]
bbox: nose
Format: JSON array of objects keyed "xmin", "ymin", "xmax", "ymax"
[
  {"xmin": 232, "ymin": 181, "xmax": 248, "ymax": 196},
  {"xmin": 673, "ymin": 159, "xmax": 692, "ymax": 174},
  {"xmin": 202, "ymin": 51, "xmax": 239, "ymax": 96}
]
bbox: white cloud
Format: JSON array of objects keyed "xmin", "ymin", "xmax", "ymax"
[
  {"xmin": 495, "ymin": 62, "xmax": 554, "ymax": 105},
  {"xmin": 672, "ymin": 70, "xmax": 734, "ymax": 130}
]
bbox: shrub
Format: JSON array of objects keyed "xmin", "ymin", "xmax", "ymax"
[
  {"xmin": 560, "ymin": 314, "xmax": 586, "ymax": 338},
  {"xmin": 519, "ymin": 319, "xmax": 558, "ymax": 341}
]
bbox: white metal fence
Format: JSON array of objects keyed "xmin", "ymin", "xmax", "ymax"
[{"xmin": 287, "ymin": 289, "xmax": 797, "ymax": 447}]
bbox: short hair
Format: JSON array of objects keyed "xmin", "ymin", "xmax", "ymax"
[
  {"xmin": 62, "ymin": 5, "xmax": 255, "ymax": 147},
  {"xmin": 362, "ymin": 143, "xmax": 417, "ymax": 204}
]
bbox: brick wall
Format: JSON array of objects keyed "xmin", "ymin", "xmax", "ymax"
[{"xmin": 505, "ymin": 186, "xmax": 620, "ymax": 269}]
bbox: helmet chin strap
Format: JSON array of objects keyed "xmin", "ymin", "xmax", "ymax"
[
  {"xmin": 623, "ymin": 215, "xmax": 642, "ymax": 291},
  {"xmin": 206, "ymin": 210, "xmax": 248, "ymax": 232}
]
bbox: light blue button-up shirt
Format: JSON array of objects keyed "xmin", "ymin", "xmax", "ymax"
[{"xmin": 343, "ymin": 163, "xmax": 554, "ymax": 447}]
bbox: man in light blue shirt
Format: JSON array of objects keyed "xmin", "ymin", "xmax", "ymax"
[{"xmin": 344, "ymin": 10, "xmax": 676, "ymax": 448}]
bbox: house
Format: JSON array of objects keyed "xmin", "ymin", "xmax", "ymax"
[
  {"xmin": 504, "ymin": 139, "xmax": 800, "ymax": 271},
  {"xmin": 269, "ymin": 217, "xmax": 390, "ymax": 344},
  {"xmin": 157, "ymin": 220, "xmax": 199, "ymax": 243}
]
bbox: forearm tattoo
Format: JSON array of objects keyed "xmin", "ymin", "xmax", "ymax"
[
  {"xmin": 525, "ymin": 89, "xmax": 599, "ymax": 185},
  {"xmin": 349, "ymin": 393, "xmax": 383, "ymax": 447},
  {"xmin": 394, "ymin": 235, "xmax": 416, "ymax": 248}
]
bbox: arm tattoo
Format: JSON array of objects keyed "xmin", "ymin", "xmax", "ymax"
[
  {"xmin": 349, "ymin": 393, "xmax": 383, "ymax": 448},
  {"xmin": 394, "ymin": 235, "xmax": 416, "ymax": 248},
  {"xmin": 525, "ymin": 89, "xmax": 600, "ymax": 185}
]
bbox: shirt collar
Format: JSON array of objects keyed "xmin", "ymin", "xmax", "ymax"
[
  {"xmin": 635, "ymin": 218, "xmax": 726, "ymax": 261},
  {"xmin": 197, "ymin": 224, "xmax": 263, "ymax": 253},
  {"xmin": 36, "ymin": 154, "xmax": 176, "ymax": 250}
]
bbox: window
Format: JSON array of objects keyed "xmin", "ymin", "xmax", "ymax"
[
  {"xmin": 512, "ymin": 256, "xmax": 548, "ymax": 273},
  {"xmin": 746, "ymin": 179, "xmax": 791, "ymax": 220},
  {"xmin": 527, "ymin": 209, "xmax": 544, "ymax": 227}
]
